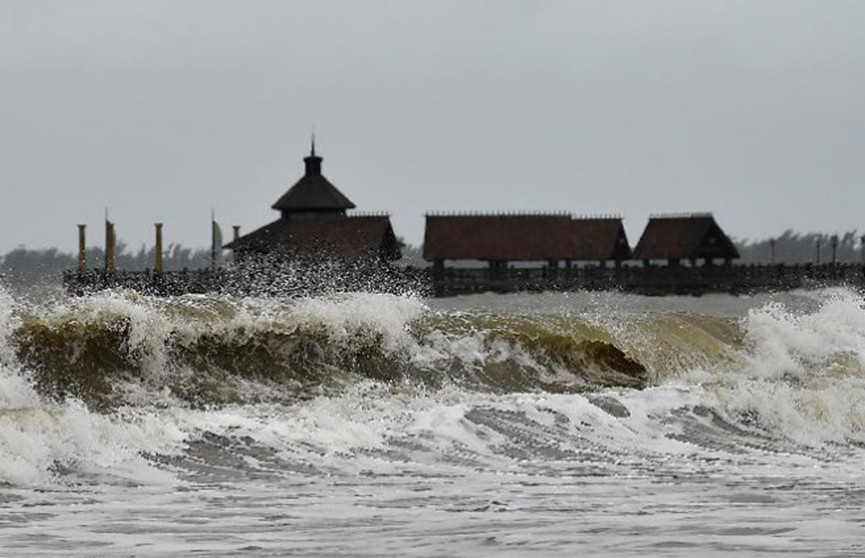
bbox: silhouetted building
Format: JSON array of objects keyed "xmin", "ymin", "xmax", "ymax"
[
  {"xmin": 226, "ymin": 144, "xmax": 401, "ymax": 263},
  {"xmin": 634, "ymin": 213, "xmax": 738, "ymax": 266},
  {"xmin": 423, "ymin": 214, "xmax": 631, "ymax": 270},
  {"xmin": 570, "ymin": 218, "xmax": 633, "ymax": 264}
]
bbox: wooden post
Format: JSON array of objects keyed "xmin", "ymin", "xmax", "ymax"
[
  {"xmin": 105, "ymin": 221, "xmax": 116, "ymax": 274},
  {"xmin": 77, "ymin": 224, "xmax": 86, "ymax": 272},
  {"xmin": 433, "ymin": 259, "xmax": 444, "ymax": 273},
  {"xmin": 155, "ymin": 223, "xmax": 164, "ymax": 273}
]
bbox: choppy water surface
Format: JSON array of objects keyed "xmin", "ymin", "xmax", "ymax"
[{"xmin": 1, "ymin": 286, "xmax": 865, "ymax": 556}]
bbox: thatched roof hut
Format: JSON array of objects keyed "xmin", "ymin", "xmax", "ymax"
[
  {"xmin": 634, "ymin": 214, "xmax": 738, "ymax": 264},
  {"xmin": 423, "ymin": 214, "xmax": 631, "ymax": 264}
]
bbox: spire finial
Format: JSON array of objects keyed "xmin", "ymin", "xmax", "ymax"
[{"xmin": 310, "ymin": 125, "xmax": 316, "ymax": 157}]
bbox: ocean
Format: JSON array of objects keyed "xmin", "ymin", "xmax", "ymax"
[{"xmin": 1, "ymin": 286, "xmax": 864, "ymax": 556}]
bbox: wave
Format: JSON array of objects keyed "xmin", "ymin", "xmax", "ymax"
[
  {"xmin": 4, "ymin": 290, "xmax": 751, "ymax": 408},
  {"xmin": 1, "ymin": 286, "xmax": 864, "ymax": 487}
]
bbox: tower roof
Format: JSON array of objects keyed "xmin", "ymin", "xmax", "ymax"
[{"xmin": 271, "ymin": 144, "xmax": 356, "ymax": 213}]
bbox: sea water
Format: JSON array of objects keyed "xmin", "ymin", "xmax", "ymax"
[{"xmin": 1, "ymin": 286, "xmax": 864, "ymax": 556}]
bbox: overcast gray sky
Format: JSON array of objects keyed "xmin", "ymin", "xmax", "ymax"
[{"xmin": 1, "ymin": 0, "xmax": 864, "ymax": 255}]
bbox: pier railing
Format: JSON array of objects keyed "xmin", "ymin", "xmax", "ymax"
[
  {"xmin": 427, "ymin": 263, "xmax": 865, "ymax": 296},
  {"xmin": 63, "ymin": 263, "xmax": 865, "ymax": 298}
]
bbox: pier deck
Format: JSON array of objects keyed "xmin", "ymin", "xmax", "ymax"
[{"xmin": 64, "ymin": 263, "xmax": 865, "ymax": 297}]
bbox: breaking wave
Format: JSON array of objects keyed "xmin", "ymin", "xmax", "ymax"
[
  {"xmin": 10, "ymin": 291, "xmax": 664, "ymax": 408},
  {"xmin": 1, "ymin": 285, "xmax": 864, "ymax": 488}
]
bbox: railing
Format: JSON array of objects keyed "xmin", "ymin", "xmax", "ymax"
[
  {"xmin": 63, "ymin": 263, "xmax": 865, "ymax": 298},
  {"xmin": 427, "ymin": 263, "xmax": 865, "ymax": 296},
  {"xmin": 63, "ymin": 265, "xmax": 430, "ymax": 297}
]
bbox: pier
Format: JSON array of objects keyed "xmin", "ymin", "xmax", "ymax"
[
  {"xmin": 63, "ymin": 146, "xmax": 865, "ymax": 298},
  {"xmin": 64, "ymin": 262, "xmax": 865, "ymax": 298},
  {"xmin": 427, "ymin": 263, "xmax": 865, "ymax": 297}
]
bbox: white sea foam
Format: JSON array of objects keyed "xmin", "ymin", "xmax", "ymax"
[
  {"xmin": 0, "ymin": 289, "xmax": 188, "ymax": 486},
  {"xmin": 698, "ymin": 290, "xmax": 865, "ymax": 446},
  {"xmin": 1, "ymin": 287, "xmax": 864, "ymax": 485},
  {"xmin": 3, "ymin": 288, "xmax": 865, "ymax": 555}
]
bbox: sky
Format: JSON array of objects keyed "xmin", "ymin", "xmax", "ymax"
[{"xmin": 1, "ymin": 0, "xmax": 864, "ymax": 255}]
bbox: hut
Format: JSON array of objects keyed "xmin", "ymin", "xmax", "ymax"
[
  {"xmin": 225, "ymin": 143, "xmax": 401, "ymax": 263},
  {"xmin": 570, "ymin": 217, "xmax": 633, "ymax": 267},
  {"xmin": 423, "ymin": 214, "xmax": 631, "ymax": 272},
  {"xmin": 634, "ymin": 213, "xmax": 738, "ymax": 267}
]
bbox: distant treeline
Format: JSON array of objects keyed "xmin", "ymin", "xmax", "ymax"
[
  {"xmin": 2, "ymin": 231, "xmax": 863, "ymax": 289},
  {"xmin": 0, "ymin": 243, "xmax": 211, "ymax": 287},
  {"xmin": 735, "ymin": 230, "xmax": 864, "ymax": 265}
]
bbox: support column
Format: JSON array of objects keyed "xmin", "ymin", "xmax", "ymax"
[
  {"xmin": 155, "ymin": 223, "xmax": 164, "ymax": 273},
  {"xmin": 77, "ymin": 224, "xmax": 87, "ymax": 272},
  {"xmin": 105, "ymin": 222, "xmax": 116, "ymax": 273}
]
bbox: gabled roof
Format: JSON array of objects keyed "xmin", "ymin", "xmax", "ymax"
[
  {"xmin": 634, "ymin": 214, "xmax": 739, "ymax": 261},
  {"xmin": 571, "ymin": 218, "xmax": 633, "ymax": 261},
  {"xmin": 225, "ymin": 215, "xmax": 400, "ymax": 260},
  {"xmin": 271, "ymin": 151, "xmax": 356, "ymax": 213},
  {"xmin": 423, "ymin": 214, "xmax": 631, "ymax": 261}
]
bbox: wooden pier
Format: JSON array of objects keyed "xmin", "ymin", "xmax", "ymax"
[
  {"xmin": 64, "ymin": 263, "xmax": 865, "ymax": 298},
  {"xmin": 427, "ymin": 263, "xmax": 865, "ymax": 297}
]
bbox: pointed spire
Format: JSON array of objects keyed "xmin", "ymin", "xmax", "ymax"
[
  {"xmin": 272, "ymin": 141, "xmax": 355, "ymax": 214},
  {"xmin": 304, "ymin": 129, "xmax": 323, "ymax": 177}
]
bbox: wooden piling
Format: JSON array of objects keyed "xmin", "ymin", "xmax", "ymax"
[
  {"xmin": 155, "ymin": 223, "xmax": 164, "ymax": 273},
  {"xmin": 77, "ymin": 224, "xmax": 87, "ymax": 272},
  {"xmin": 105, "ymin": 222, "xmax": 116, "ymax": 274}
]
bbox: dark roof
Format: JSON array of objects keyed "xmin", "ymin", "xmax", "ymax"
[
  {"xmin": 423, "ymin": 214, "xmax": 631, "ymax": 261},
  {"xmin": 634, "ymin": 214, "xmax": 739, "ymax": 261},
  {"xmin": 571, "ymin": 218, "xmax": 633, "ymax": 261},
  {"xmin": 225, "ymin": 215, "xmax": 400, "ymax": 260},
  {"xmin": 271, "ymin": 153, "xmax": 356, "ymax": 213}
]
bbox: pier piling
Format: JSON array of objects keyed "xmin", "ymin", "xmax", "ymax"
[
  {"xmin": 77, "ymin": 224, "xmax": 87, "ymax": 272},
  {"xmin": 105, "ymin": 221, "xmax": 116, "ymax": 274},
  {"xmin": 155, "ymin": 223, "xmax": 164, "ymax": 273}
]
